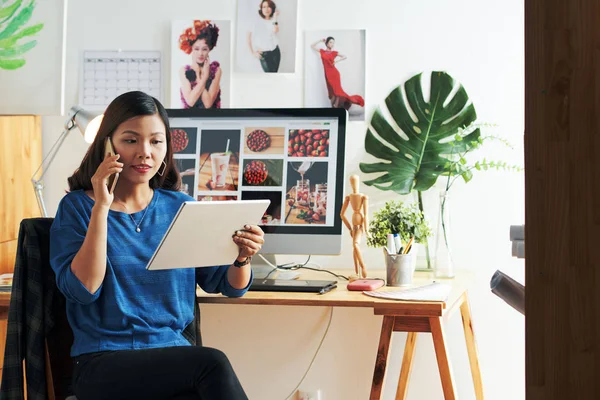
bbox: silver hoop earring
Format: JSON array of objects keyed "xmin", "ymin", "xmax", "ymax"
[{"xmin": 157, "ymin": 160, "xmax": 167, "ymax": 176}]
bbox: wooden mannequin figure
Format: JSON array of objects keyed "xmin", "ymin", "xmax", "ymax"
[{"xmin": 340, "ymin": 174, "xmax": 369, "ymax": 279}]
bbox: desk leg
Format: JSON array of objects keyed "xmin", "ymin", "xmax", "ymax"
[
  {"xmin": 460, "ymin": 293, "xmax": 485, "ymax": 400},
  {"xmin": 395, "ymin": 331, "xmax": 417, "ymax": 400},
  {"xmin": 370, "ymin": 316, "xmax": 394, "ymax": 400},
  {"xmin": 430, "ymin": 317, "xmax": 458, "ymax": 400}
]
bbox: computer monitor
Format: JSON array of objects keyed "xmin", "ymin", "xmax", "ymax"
[{"xmin": 165, "ymin": 108, "xmax": 347, "ymax": 273}]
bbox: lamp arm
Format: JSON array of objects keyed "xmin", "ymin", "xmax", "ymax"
[{"xmin": 31, "ymin": 121, "xmax": 76, "ymax": 217}]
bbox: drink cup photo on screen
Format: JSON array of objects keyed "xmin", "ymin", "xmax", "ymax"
[
  {"xmin": 198, "ymin": 129, "xmax": 240, "ymax": 192},
  {"xmin": 210, "ymin": 152, "xmax": 230, "ymax": 188}
]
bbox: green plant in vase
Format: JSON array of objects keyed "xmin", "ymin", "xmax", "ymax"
[
  {"xmin": 359, "ymin": 71, "xmax": 522, "ymax": 270},
  {"xmin": 366, "ymin": 200, "xmax": 431, "ymax": 251},
  {"xmin": 359, "ymin": 71, "xmax": 481, "ymax": 269}
]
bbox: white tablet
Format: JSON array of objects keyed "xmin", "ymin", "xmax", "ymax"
[{"xmin": 146, "ymin": 199, "xmax": 270, "ymax": 271}]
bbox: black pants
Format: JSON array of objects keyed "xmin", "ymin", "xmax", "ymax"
[
  {"xmin": 72, "ymin": 346, "xmax": 248, "ymax": 400},
  {"xmin": 260, "ymin": 46, "xmax": 281, "ymax": 73}
]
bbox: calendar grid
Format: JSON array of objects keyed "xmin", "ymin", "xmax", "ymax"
[{"xmin": 79, "ymin": 51, "xmax": 162, "ymax": 109}]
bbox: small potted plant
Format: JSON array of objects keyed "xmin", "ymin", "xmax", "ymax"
[
  {"xmin": 367, "ymin": 200, "xmax": 432, "ymax": 255},
  {"xmin": 367, "ymin": 200, "xmax": 432, "ymax": 285}
]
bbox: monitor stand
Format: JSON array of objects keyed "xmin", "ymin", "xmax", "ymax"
[{"xmin": 252, "ymin": 254, "xmax": 301, "ymax": 280}]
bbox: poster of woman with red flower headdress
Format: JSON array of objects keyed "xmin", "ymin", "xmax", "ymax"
[{"xmin": 171, "ymin": 20, "xmax": 230, "ymax": 109}]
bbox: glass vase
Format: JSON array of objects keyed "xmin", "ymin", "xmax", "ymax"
[
  {"xmin": 415, "ymin": 191, "xmax": 434, "ymax": 271},
  {"xmin": 434, "ymin": 191, "xmax": 455, "ymax": 278}
]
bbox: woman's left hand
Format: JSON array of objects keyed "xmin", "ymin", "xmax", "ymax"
[
  {"xmin": 233, "ymin": 225, "xmax": 265, "ymax": 259},
  {"xmin": 274, "ymin": 10, "xmax": 280, "ymax": 17}
]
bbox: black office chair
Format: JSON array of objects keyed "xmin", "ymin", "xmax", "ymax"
[{"xmin": 1, "ymin": 218, "xmax": 202, "ymax": 400}]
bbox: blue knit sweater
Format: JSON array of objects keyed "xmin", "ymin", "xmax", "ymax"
[{"xmin": 49, "ymin": 189, "xmax": 251, "ymax": 356}]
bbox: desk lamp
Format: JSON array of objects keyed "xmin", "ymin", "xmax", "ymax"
[{"xmin": 31, "ymin": 106, "xmax": 103, "ymax": 217}]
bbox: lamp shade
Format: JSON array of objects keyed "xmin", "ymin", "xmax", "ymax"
[{"xmin": 70, "ymin": 106, "xmax": 103, "ymax": 143}]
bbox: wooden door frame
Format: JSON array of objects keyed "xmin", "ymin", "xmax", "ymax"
[{"xmin": 525, "ymin": 0, "xmax": 599, "ymax": 398}]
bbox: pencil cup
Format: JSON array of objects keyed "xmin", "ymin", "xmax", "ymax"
[{"xmin": 384, "ymin": 249, "xmax": 416, "ymax": 287}]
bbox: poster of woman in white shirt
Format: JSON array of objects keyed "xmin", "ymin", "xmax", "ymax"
[{"xmin": 236, "ymin": 0, "xmax": 298, "ymax": 73}]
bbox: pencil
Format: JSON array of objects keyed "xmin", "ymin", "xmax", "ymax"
[{"xmin": 402, "ymin": 236, "xmax": 414, "ymax": 254}]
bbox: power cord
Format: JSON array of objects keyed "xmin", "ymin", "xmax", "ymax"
[
  {"xmin": 285, "ymin": 265, "xmax": 349, "ymax": 281},
  {"xmin": 258, "ymin": 255, "xmax": 350, "ymax": 281},
  {"xmin": 284, "ymin": 307, "xmax": 334, "ymax": 400},
  {"xmin": 261, "ymin": 255, "xmax": 312, "ymax": 279},
  {"xmin": 256, "ymin": 253, "xmax": 279, "ymax": 270}
]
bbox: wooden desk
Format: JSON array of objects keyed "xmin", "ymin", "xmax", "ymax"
[{"xmin": 197, "ymin": 270, "xmax": 484, "ymax": 400}]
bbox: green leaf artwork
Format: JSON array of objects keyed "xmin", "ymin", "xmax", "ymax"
[
  {"xmin": 0, "ymin": 0, "xmax": 44, "ymax": 70},
  {"xmin": 359, "ymin": 71, "xmax": 480, "ymax": 194}
]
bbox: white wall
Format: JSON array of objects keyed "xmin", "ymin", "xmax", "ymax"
[{"xmin": 41, "ymin": 0, "xmax": 525, "ymax": 399}]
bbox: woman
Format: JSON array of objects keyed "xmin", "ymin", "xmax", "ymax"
[
  {"xmin": 311, "ymin": 37, "xmax": 365, "ymax": 109},
  {"xmin": 179, "ymin": 20, "xmax": 222, "ymax": 108},
  {"xmin": 247, "ymin": 0, "xmax": 280, "ymax": 73},
  {"xmin": 50, "ymin": 91, "xmax": 262, "ymax": 399}
]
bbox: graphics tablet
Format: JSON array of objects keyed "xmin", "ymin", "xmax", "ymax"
[
  {"xmin": 249, "ymin": 279, "xmax": 338, "ymax": 293},
  {"xmin": 146, "ymin": 200, "xmax": 270, "ymax": 270}
]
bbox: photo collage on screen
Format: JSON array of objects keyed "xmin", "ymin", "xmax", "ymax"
[{"xmin": 171, "ymin": 120, "xmax": 336, "ymax": 227}]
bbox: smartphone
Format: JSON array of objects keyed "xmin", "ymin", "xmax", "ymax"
[{"xmin": 104, "ymin": 137, "xmax": 119, "ymax": 194}]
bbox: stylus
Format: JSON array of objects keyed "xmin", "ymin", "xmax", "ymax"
[{"xmin": 319, "ymin": 285, "xmax": 336, "ymax": 295}]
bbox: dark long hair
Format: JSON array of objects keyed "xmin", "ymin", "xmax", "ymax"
[{"xmin": 68, "ymin": 91, "xmax": 181, "ymax": 192}]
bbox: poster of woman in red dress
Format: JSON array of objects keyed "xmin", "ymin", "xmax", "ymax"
[{"xmin": 305, "ymin": 30, "xmax": 366, "ymax": 121}]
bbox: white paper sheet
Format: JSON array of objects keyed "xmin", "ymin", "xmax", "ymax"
[{"xmin": 363, "ymin": 282, "xmax": 452, "ymax": 302}]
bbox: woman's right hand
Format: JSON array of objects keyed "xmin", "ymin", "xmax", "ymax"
[
  {"xmin": 201, "ymin": 56, "xmax": 211, "ymax": 76},
  {"xmin": 253, "ymin": 50, "xmax": 263, "ymax": 59},
  {"xmin": 90, "ymin": 154, "xmax": 123, "ymax": 209}
]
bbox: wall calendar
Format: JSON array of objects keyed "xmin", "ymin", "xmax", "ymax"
[{"xmin": 79, "ymin": 50, "xmax": 162, "ymax": 109}]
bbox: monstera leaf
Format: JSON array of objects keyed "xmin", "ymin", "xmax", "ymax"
[
  {"xmin": 360, "ymin": 71, "xmax": 481, "ymax": 195},
  {"xmin": 0, "ymin": 0, "xmax": 44, "ymax": 70}
]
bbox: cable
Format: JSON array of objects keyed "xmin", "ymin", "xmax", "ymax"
[
  {"xmin": 256, "ymin": 253, "xmax": 278, "ymax": 269},
  {"xmin": 292, "ymin": 266, "xmax": 349, "ymax": 281},
  {"xmin": 257, "ymin": 254, "xmax": 350, "ymax": 281},
  {"xmin": 260, "ymin": 255, "xmax": 312, "ymax": 279},
  {"xmin": 284, "ymin": 307, "xmax": 334, "ymax": 400}
]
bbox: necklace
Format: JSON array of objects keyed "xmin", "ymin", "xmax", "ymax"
[{"xmin": 114, "ymin": 191, "xmax": 153, "ymax": 233}]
